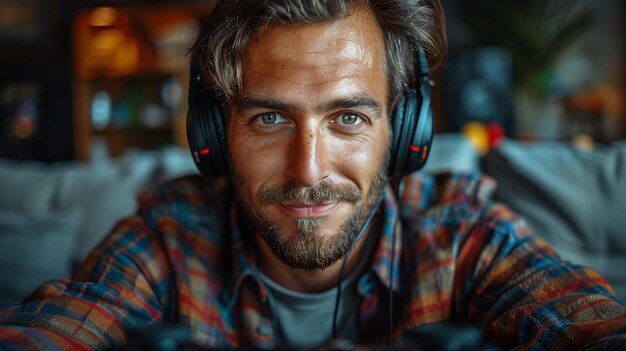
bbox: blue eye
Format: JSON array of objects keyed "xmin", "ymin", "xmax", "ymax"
[
  {"xmin": 258, "ymin": 112, "xmax": 286, "ymax": 124},
  {"xmin": 339, "ymin": 113, "xmax": 362, "ymax": 125}
]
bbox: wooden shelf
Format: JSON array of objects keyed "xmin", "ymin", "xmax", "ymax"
[{"xmin": 72, "ymin": 2, "xmax": 214, "ymax": 160}]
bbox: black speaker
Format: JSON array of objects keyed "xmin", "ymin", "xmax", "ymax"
[{"xmin": 445, "ymin": 47, "xmax": 513, "ymax": 136}]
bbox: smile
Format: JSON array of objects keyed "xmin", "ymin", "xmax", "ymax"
[{"xmin": 278, "ymin": 202, "xmax": 339, "ymax": 218}]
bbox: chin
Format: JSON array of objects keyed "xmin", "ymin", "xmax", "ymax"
[{"xmin": 259, "ymin": 213, "xmax": 360, "ymax": 271}]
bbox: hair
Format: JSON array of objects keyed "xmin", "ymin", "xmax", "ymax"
[{"xmin": 189, "ymin": 0, "xmax": 447, "ymax": 106}]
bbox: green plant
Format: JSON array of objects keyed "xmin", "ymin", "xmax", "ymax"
[{"xmin": 460, "ymin": 1, "xmax": 594, "ymax": 95}]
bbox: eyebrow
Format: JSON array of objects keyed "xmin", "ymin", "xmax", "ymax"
[
  {"xmin": 235, "ymin": 93, "xmax": 383, "ymax": 119},
  {"xmin": 322, "ymin": 95, "xmax": 382, "ymax": 118},
  {"xmin": 235, "ymin": 96, "xmax": 298, "ymax": 114}
]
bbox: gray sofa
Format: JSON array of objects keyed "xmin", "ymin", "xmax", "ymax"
[
  {"xmin": 0, "ymin": 147, "xmax": 198, "ymax": 309},
  {"xmin": 0, "ymin": 134, "xmax": 624, "ymax": 309}
]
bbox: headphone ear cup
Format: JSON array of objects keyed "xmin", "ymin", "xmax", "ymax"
[
  {"xmin": 389, "ymin": 86, "xmax": 433, "ymax": 176},
  {"xmin": 389, "ymin": 95, "xmax": 409, "ymax": 176},
  {"xmin": 389, "ymin": 50, "xmax": 434, "ymax": 176},
  {"xmin": 408, "ymin": 88, "xmax": 433, "ymax": 173},
  {"xmin": 186, "ymin": 71, "xmax": 229, "ymax": 177}
]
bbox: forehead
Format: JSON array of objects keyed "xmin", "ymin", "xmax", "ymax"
[{"xmin": 240, "ymin": 7, "xmax": 388, "ymax": 104}]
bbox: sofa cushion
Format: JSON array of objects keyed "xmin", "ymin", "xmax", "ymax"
[
  {"xmin": 482, "ymin": 140, "xmax": 626, "ymax": 302},
  {"xmin": 0, "ymin": 156, "xmax": 158, "ymax": 264},
  {"xmin": 423, "ymin": 133, "xmax": 480, "ymax": 174},
  {"xmin": 0, "ymin": 210, "xmax": 81, "ymax": 309}
]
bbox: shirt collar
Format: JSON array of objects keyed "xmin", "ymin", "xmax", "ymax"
[
  {"xmin": 222, "ymin": 205, "xmax": 268, "ymax": 308},
  {"xmin": 369, "ymin": 186, "xmax": 403, "ymax": 293}
]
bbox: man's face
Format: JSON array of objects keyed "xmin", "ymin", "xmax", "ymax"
[{"xmin": 228, "ymin": 7, "xmax": 390, "ymax": 271}]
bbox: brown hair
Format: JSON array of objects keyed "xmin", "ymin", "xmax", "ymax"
[{"xmin": 189, "ymin": 0, "xmax": 447, "ymax": 105}]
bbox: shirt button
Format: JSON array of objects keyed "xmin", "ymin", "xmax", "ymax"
[{"xmin": 256, "ymin": 323, "xmax": 272, "ymax": 336}]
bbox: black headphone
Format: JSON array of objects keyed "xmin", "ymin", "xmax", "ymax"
[{"xmin": 187, "ymin": 50, "xmax": 433, "ymax": 178}]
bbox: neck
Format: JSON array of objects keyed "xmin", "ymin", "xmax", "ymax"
[{"xmin": 256, "ymin": 218, "xmax": 380, "ymax": 293}]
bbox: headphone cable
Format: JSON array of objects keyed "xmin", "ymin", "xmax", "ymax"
[
  {"xmin": 388, "ymin": 177, "xmax": 404, "ymax": 349},
  {"xmin": 331, "ymin": 184, "xmax": 388, "ymax": 340}
]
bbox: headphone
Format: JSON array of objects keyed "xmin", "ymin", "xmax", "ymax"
[{"xmin": 187, "ymin": 50, "xmax": 433, "ymax": 178}]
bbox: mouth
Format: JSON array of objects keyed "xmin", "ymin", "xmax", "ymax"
[{"xmin": 277, "ymin": 202, "xmax": 339, "ymax": 218}]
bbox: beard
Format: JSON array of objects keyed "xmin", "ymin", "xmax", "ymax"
[{"xmin": 232, "ymin": 156, "xmax": 388, "ymax": 271}]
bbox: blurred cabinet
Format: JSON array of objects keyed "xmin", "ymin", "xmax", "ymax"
[
  {"xmin": 72, "ymin": 2, "xmax": 215, "ymax": 160},
  {"xmin": 0, "ymin": 0, "xmax": 74, "ymax": 162}
]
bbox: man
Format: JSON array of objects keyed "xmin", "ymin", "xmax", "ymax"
[{"xmin": 1, "ymin": 0, "xmax": 625, "ymax": 350}]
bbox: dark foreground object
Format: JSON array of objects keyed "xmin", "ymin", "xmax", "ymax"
[{"xmin": 110, "ymin": 322, "xmax": 499, "ymax": 351}]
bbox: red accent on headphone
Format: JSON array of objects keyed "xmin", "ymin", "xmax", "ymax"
[
  {"xmin": 199, "ymin": 148, "xmax": 211, "ymax": 155},
  {"xmin": 409, "ymin": 144, "xmax": 420, "ymax": 152},
  {"xmin": 422, "ymin": 146, "xmax": 429, "ymax": 159}
]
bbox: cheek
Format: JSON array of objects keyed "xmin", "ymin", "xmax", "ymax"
[
  {"xmin": 346, "ymin": 143, "xmax": 383, "ymax": 164},
  {"xmin": 229, "ymin": 130, "xmax": 288, "ymax": 189},
  {"xmin": 332, "ymin": 133, "xmax": 388, "ymax": 189}
]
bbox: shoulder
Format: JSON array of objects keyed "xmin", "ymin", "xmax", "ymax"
[
  {"xmin": 138, "ymin": 174, "xmax": 227, "ymax": 209},
  {"xmin": 400, "ymin": 171, "xmax": 537, "ymax": 257},
  {"xmin": 136, "ymin": 175, "xmax": 229, "ymax": 227},
  {"xmin": 400, "ymin": 171, "xmax": 497, "ymax": 225},
  {"xmin": 82, "ymin": 175, "xmax": 230, "ymax": 265},
  {"xmin": 403, "ymin": 172, "xmax": 556, "ymax": 277}
]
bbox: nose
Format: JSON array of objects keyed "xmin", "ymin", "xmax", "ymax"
[{"xmin": 286, "ymin": 126, "xmax": 331, "ymax": 187}]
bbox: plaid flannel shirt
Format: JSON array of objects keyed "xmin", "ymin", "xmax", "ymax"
[{"xmin": 1, "ymin": 172, "xmax": 625, "ymax": 350}]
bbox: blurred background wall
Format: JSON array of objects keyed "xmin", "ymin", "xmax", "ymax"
[{"xmin": 0, "ymin": 0, "xmax": 624, "ymax": 163}]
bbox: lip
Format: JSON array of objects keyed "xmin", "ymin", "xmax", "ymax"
[{"xmin": 278, "ymin": 202, "xmax": 339, "ymax": 218}]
